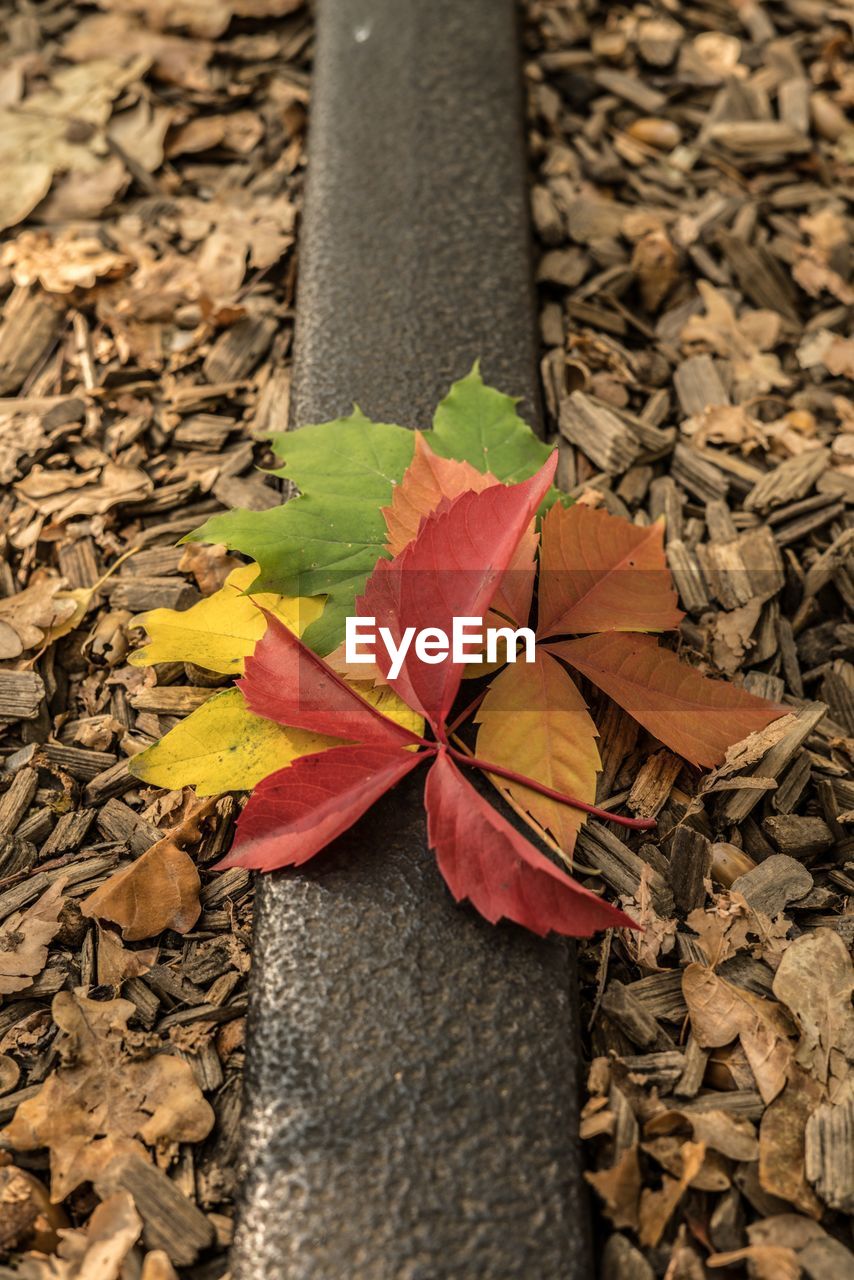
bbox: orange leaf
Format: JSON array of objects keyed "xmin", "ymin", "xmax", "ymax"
[
  {"xmin": 537, "ymin": 502, "xmax": 682, "ymax": 636},
  {"xmin": 383, "ymin": 432, "xmax": 536, "ymax": 625},
  {"xmin": 475, "ymin": 647, "xmax": 600, "ymax": 858},
  {"xmin": 383, "ymin": 432, "xmax": 493, "ymax": 555},
  {"xmin": 548, "ymin": 631, "xmax": 784, "ymax": 768}
]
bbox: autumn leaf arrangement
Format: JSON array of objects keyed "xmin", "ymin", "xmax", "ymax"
[{"xmin": 129, "ymin": 369, "xmax": 784, "ymax": 938}]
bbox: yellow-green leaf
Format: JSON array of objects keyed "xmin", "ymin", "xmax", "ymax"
[
  {"xmin": 129, "ymin": 685, "xmax": 424, "ymax": 796},
  {"xmin": 129, "ymin": 563, "xmax": 324, "ymax": 676},
  {"xmin": 130, "ymin": 689, "xmax": 332, "ymax": 795}
]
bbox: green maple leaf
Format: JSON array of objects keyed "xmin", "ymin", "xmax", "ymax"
[
  {"xmin": 184, "ymin": 367, "xmax": 554, "ymax": 654},
  {"xmin": 430, "ymin": 365, "xmax": 553, "ymax": 481}
]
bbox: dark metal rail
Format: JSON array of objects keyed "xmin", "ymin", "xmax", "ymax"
[{"xmin": 230, "ymin": 2, "xmax": 592, "ymax": 1274}]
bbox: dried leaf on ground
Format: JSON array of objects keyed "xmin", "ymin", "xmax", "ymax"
[
  {"xmin": 0, "ymin": 991, "xmax": 214, "ymax": 1200},
  {"xmin": 0, "ymin": 880, "xmax": 67, "ymax": 995}
]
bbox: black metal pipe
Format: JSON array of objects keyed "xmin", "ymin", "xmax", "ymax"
[{"xmin": 230, "ymin": 3, "xmax": 592, "ymax": 1275}]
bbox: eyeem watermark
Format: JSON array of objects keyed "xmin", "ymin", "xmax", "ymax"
[{"xmin": 345, "ymin": 616, "xmax": 535, "ymax": 679}]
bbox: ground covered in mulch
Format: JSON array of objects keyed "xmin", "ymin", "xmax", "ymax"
[
  {"xmin": 0, "ymin": 1, "xmax": 310, "ymax": 1275},
  {"xmin": 525, "ymin": 2, "xmax": 854, "ymax": 1276},
  {"xmin": 0, "ymin": 0, "xmax": 852, "ymax": 1277}
]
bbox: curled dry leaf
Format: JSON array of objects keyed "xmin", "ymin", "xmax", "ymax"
[
  {"xmin": 82, "ymin": 797, "xmax": 216, "ymax": 941},
  {"xmin": 682, "ymin": 963, "xmax": 793, "ymax": 1103},
  {"xmin": 0, "ymin": 879, "xmax": 66, "ymax": 994},
  {"xmin": 680, "ymin": 282, "xmax": 790, "ymax": 401},
  {"xmin": 0, "ymin": 991, "xmax": 215, "ymax": 1201},
  {"xmin": 0, "ymin": 231, "xmax": 131, "ymax": 294},
  {"xmin": 15, "ymin": 461, "xmax": 153, "ymax": 523},
  {"xmin": 0, "ymin": 573, "xmax": 78, "ymax": 659}
]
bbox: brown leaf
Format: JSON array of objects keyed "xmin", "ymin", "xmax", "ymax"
[
  {"xmin": 759, "ymin": 1066, "xmax": 824, "ymax": 1218},
  {"xmin": 772, "ymin": 928, "xmax": 854, "ymax": 1101},
  {"xmin": 707, "ymin": 1244, "xmax": 800, "ymax": 1279},
  {"xmin": 0, "ymin": 572, "xmax": 78, "ymax": 659},
  {"xmin": 15, "ymin": 461, "xmax": 153, "ymax": 522},
  {"xmin": 82, "ymin": 837, "xmax": 202, "ymax": 941},
  {"xmin": 584, "ymin": 1144, "xmax": 641, "ymax": 1230},
  {"xmin": 638, "ymin": 1140, "xmax": 705, "ymax": 1248},
  {"xmin": 1, "ymin": 231, "xmax": 131, "ymax": 294},
  {"xmin": 96, "ymin": 926, "xmax": 158, "ymax": 985},
  {"xmin": 681, "ymin": 282, "xmax": 790, "ymax": 401},
  {"xmin": 0, "ymin": 991, "xmax": 214, "ymax": 1200},
  {"xmin": 682, "ymin": 963, "xmax": 793, "ymax": 1103},
  {"xmin": 9, "ymin": 1190, "xmax": 141, "ymax": 1279},
  {"xmin": 0, "ymin": 879, "xmax": 66, "ymax": 995}
]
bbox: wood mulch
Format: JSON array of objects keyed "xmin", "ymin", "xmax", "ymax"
[
  {"xmin": 525, "ymin": 1, "xmax": 854, "ymax": 1275},
  {"xmin": 0, "ymin": 1, "xmax": 310, "ymax": 1274}
]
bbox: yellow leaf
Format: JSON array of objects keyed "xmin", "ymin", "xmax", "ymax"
[
  {"xmin": 129, "ymin": 563, "xmax": 324, "ymax": 675},
  {"xmin": 130, "ymin": 688, "xmax": 337, "ymax": 795},
  {"xmin": 130, "ymin": 684, "xmax": 423, "ymax": 796},
  {"xmin": 475, "ymin": 648, "xmax": 601, "ymax": 861}
]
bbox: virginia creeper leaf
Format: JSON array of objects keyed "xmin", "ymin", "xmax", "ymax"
[
  {"xmin": 537, "ymin": 503, "xmax": 683, "ymax": 637},
  {"xmin": 548, "ymin": 632, "xmax": 785, "ymax": 768},
  {"xmin": 475, "ymin": 648, "xmax": 600, "ymax": 857},
  {"xmin": 358, "ymin": 453, "xmax": 557, "ymax": 726},
  {"xmin": 424, "ymin": 751, "xmax": 634, "ymax": 936},
  {"xmin": 217, "ymin": 744, "xmax": 425, "ymax": 871},
  {"xmin": 240, "ymin": 613, "xmax": 423, "ymax": 746},
  {"xmin": 129, "ymin": 562, "xmax": 323, "ymax": 675},
  {"xmin": 430, "ymin": 364, "xmax": 553, "ymax": 482},
  {"xmin": 129, "ymin": 688, "xmax": 340, "ymax": 795}
]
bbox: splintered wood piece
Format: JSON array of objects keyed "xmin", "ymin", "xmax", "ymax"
[
  {"xmin": 0, "ymin": 671, "xmax": 45, "ymax": 723},
  {"xmin": 744, "ymin": 448, "xmax": 830, "ymax": 513},
  {"xmin": 671, "ymin": 443, "xmax": 729, "ymax": 503},
  {"xmin": 805, "ymin": 1101, "xmax": 854, "ymax": 1213},
  {"xmin": 39, "ymin": 809, "xmax": 97, "ymax": 857},
  {"xmin": 666, "ymin": 539, "xmax": 709, "ymax": 612},
  {"xmin": 729, "ymin": 853, "xmax": 813, "ymax": 916},
  {"xmin": 96, "ymin": 1152, "xmax": 215, "ymax": 1266},
  {"xmin": 600, "ymin": 981, "xmax": 675, "ymax": 1051},
  {"xmin": 202, "ymin": 315, "xmax": 277, "ymax": 384},
  {"xmin": 628, "ymin": 751, "xmax": 683, "ymax": 818},
  {"xmin": 577, "ymin": 824, "xmax": 674, "ymax": 916},
  {"xmin": 668, "ymin": 826, "xmax": 711, "ymax": 913},
  {"xmin": 97, "ymin": 797, "xmax": 163, "ymax": 856},
  {"xmin": 0, "ymin": 288, "xmax": 63, "ymax": 395},
  {"xmin": 761, "ymin": 814, "xmax": 835, "ymax": 859},
  {"xmin": 559, "ymin": 391, "xmax": 641, "ymax": 474},
  {"xmin": 718, "ymin": 702, "xmax": 827, "ymax": 822},
  {"xmin": 673, "ymin": 355, "xmax": 729, "ymax": 415},
  {"xmin": 626, "ymin": 970, "xmax": 687, "ymax": 1023},
  {"xmin": 130, "ymin": 686, "xmax": 218, "ymax": 715},
  {"xmin": 673, "ymin": 1035, "xmax": 709, "ymax": 1100}
]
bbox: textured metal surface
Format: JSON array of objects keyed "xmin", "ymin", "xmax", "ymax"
[{"xmin": 230, "ymin": 1, "xmax": 591, "ymax": 1276}]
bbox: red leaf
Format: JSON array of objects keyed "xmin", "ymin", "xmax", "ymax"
[
  {"xmin": 548, "ymin": 632, "xmax": 785, "ymax": 768},
  {"xmin": 239, "ymin": 613, "xmax": 421, "ymax": 747},
  {"xmin": 358, "ymin": 452, "xmax": 557, "ymax": 727},
  {"xmin": 424, "ymin": 750, "xmax": 635, "ymax": 937},
  {"xmin": 537, "ymin": 503, "xmax": 683, "ymax": 637},
  {"xmin": 217, "ymin": 744, "xmax": 427, "ymax": 871}
]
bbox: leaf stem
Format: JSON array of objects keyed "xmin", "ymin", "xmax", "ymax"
[
  {"xmin": 445, "ymin": 688, "xmax": 488, "ymax": 737},
  {"xmin": 448, "ymin": 748, "xmax": 656, "ymax": 831}
]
